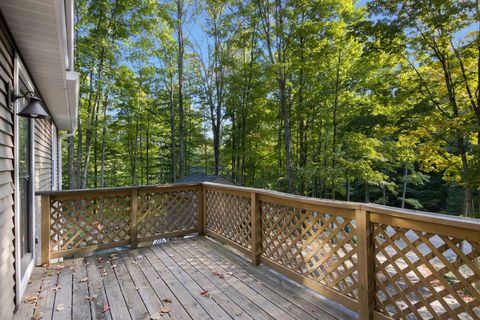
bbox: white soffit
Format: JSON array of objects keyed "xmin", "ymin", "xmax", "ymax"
[{"xmin": 0, "ymin": 0, "xmax": 76, "ymax": 131}]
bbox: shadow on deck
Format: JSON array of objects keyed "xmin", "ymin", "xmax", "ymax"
[{"xmin": 16, "ymin": 236, "xmax": 356, "ymax": 320}]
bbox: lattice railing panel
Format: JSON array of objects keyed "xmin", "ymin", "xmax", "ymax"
[
  {"xmin": 137, "ymin": 189, "xmax": 199, "ymax": 239},
  {"xmin": 205, "ymin": 190, "xmax": 251, "ymax": 250},
  {"xmin": 50, "ymin": 195, "xmax": 131, "ymax": 253},
  {"xmin": 261, "ymin": 201, "xmax": 358, "ymax": 300},
  {"xmin": 374, "ymin": 223, "xmax": 480, "ymax": 319}
]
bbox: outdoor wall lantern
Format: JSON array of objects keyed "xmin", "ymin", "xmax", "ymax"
[{"xmin": 11, "ymin": 90, "xmax": 50, "ymax": 119}]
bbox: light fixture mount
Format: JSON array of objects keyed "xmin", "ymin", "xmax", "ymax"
[{"xmin": 10, "ymin": 89, "xmax": 50, "ymax": 119}]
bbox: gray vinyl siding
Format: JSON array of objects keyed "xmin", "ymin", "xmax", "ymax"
[
  {"xmin": 0, "ymin": 16, "xmax": 15, "ymax": 320},
  {"xmin": 35, "ymin": 118, "xmax": 53, "ymax": 192}
]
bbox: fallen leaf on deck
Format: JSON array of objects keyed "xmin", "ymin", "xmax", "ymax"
[
  {"xmin": 212, "ymin": 271, "xmax": 224, "ymax": 279},
  {"xmin": 55, "ymin": 265, "xmax": 65, "ymax": 270},
  {"xmin": 78, "ymin": 277, "xmax": 89, "ymax": 283},
  {"xmin": 160, "ymin": 307, "xmax": 171, "ymax": 314},
  {"xmin": 135, "ymin": 287, "xmax": 140, "ymax": 291},
  {"xmin": 131, "ymin": 261, "xmax": 139, "ymax": 265},
  {"xmin": 52, "ymin": 285, "xmax": 62, "ymax": 292},
  {"xmin": 24, "ymin": 295, "xmax": 38, "ymax": 304},
  {"xmin": 227, "ymin": 272, "xmax": 233, "ymax": 276},
  {"xmin": 85, "ymin": 294, "xmax": 97, "ymax": 301},
  {"xmin": 31, "ymin": 311, "xmax": 44, "ymax": 320},
  {"xmin": 136, "ymin": 255, "xmax": 143, "ymax": 260},
  {"xmin": 200, "ymin": 290, "xmax": 210, "ymax": 297},
  {"xmin": 28, "ymin": 280, "xmax": 32, "ymax": 284},
  {"xmin": 55, "ymin": 304, "xmax": 64, "ymax": 311},
  {"xmin": 111, "ymin": 264, "xmax": 117, "ymax": 268},
  {"xmin": 162, "ymin": 298, "xmax": 172, "ymax": 303},
  {"xmin": 102, "ymin": 304, "xmax": 110, "ymax": 313}
]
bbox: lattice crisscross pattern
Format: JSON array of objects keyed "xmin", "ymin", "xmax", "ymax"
[
  {"xmin": 374, "ymin": 223, "xmax": 480, "ymax": 319},
  {"xmin": 205, "ymin": 190, "xmax": 251, "ymax": 250},
  {"xmin": 261, "ymin": 201, "xmax": 358, "ymax": 299},
  {"xmin": 136, "ymin": 189, "xmax": 198, "ymax": 240},
  {"xmin": 50, "ymin": 195, "xmax": 131, "ymax": 253}
]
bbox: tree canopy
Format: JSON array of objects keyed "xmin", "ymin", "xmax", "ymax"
[{"xmin": 66, "ymin": 0, "xmax": 480, "ymax": 217}]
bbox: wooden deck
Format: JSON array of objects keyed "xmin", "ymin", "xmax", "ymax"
[{"xmin": 16, "ymin": 237, "xmax": 356, "ymax": 320}]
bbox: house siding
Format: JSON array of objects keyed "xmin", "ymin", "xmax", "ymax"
[
  {"xmin": 35, "ymin": 118, "xmax": 53, "ymax": 191},
  {"xmin": 0, "ymin": 16, "xmax": 15, "ymax": 320}
]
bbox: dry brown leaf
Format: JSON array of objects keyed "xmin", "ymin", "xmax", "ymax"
[
  {"xmin": 52, "ymin": 285, "xmax": 62, "ymax": 292},
  {"xmin": 31, "ymin": 311, "xmax": 43, "ymax": 320},
  {"xmin": 162, "ymin": 298, "xmax": 172, "ymax": 303},
  {"xmin": 24, "ymin": 295, "xmax": 38, "ymax": 304},
  {"xmin": 55, "ymin": 304, "xmax": 64, "ymax": 312},
  {"xmin": 200, "ymin": 290, "xmax": 210, "ymax": 298},
  {"xmin": 102, "ymin": 304, "xmax": 110, "ymax": 313},
  {"xmin": 85, "ymin": 294, "xmax": 97, "ymax": 301},
  {"xmin": 78, "ymin": 277, "xmax": 89, "ymax": 283},
  {"xmin": 160, "ymin": 307, "xmax": 171, "ymax": 314}
]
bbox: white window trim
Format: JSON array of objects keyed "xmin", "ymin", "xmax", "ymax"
[{"xmin": 13, "ymin": 53, "xmax": 36, "ymax": 305}]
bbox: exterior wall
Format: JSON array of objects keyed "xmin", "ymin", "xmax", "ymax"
[
  {"xmin": 34, "ymin": 119, "xmax": 58, "ymax": 266},
  {"xmin": 0, "ymin": 13, "xmax": 61, "ymax": 319},
  {"xmin": 0, "ymin": 16, "xmax": 15, "ymax": 320}
]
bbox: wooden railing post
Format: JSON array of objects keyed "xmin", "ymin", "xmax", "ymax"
[
  {"xmin": 251, "ymin": 191, "xmax": 262, "ymax": 265},
  {"xmin": 41, "ymin": 194, "xmax": 51, "ymax": 265},
  {"xmin": 198, "ymin": 185, "xmax": 205, "ymax": 235},
  {"xmin": 356, "ymin": 209, "xmax": 375, "ymax": 319},
  {"xmin": 130, "ymin": 189, "xmax": 138, "ymax": 248}
]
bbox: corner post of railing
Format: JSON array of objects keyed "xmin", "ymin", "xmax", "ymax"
[
  {"xmin": 251, "ymin": 191, "xmax": 262, "ymax": 266},
  {"xmin": 40, "ymin": 194, "xmax": 51, "ymax": 265},
  {"xmin": 198, "ymin": 184, "xmax": 205, "ymax": 236},
  {"xmin": 130, "ymin": 189, "xmax": 138, "ymax": 248},
  {"xmin": 356, "ymin": 208, "xmax": 375, "ymax": 319}
]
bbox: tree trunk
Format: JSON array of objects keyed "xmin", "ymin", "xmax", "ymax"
[
  {"xmin": 99, "ymin": 96, "xmax": 108, "ymax": 188},
  {"xmin": 168, "ymin": 75, "xmax": 176, "ymax": 182},
  {"xmin": 67, "ymin": 136, "xmax": 75, "ymax": 190},
  {"xmin": 76, "ymin": 112, "xmax": 83, "ymax": 189},
  {"xmin": 401, "ymin": 166, "xmax": 408, "ymax": 208},
  {"xmin": 177, "ymin": 0, "xmax": 185, "ymax": 178}
]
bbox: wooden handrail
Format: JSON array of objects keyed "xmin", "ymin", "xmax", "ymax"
[{"xmin": 40, "ymin": 182, "xmax": 480, "ymax": 319}]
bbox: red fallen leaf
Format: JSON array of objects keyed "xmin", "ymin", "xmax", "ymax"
[
  {"xmin": 212, "ymin": 271, "xmax": 224, "ymax": 279},
  {"xmin": 200, "ymin": 290, "xmax": 210, "ymax": 297},
  {"xmin": 102, "ymin": 304, "xmax": 110, "ymax": 313}
]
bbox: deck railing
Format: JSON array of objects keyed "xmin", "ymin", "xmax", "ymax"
[{"xmin": 39, "ymin": 182, "xmax": 480, "ymax": 320}]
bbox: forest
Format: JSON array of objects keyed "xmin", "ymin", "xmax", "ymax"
[{"xmin": 64, "ymin": 0, "xmax": 480, "ymax": 217}]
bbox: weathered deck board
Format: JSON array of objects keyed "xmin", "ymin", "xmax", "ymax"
[{"xmin": 17, "ymin": 236, "xmax": 356, "ymax": 320}]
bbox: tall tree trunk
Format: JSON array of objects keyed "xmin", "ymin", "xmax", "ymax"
[
  {"xmin": 177, "ymin": 0, "xmax": 185, "ymax": 178},
  {"xmin": 99, "ymin": 97, "xmax": 108, "ymax": 188},
  {"xmin": 76, "ymin": 106, "xmax": 83, "ymax": 189},
  {"xmin": 401, "ymin": 166, "xmax": 408, "ymax": 208},
  {"xmin": 279, "ymin": 78, "xmax": 294, "ymax": 193},
  {"xmin": 169, "ymin": 75, "xmax": 176, "ymax": 182},
  {"xmin": 67, "ymin": 136, "xmax": 75, "ymax": 190},
  {"xmin": 331, "ymin": 51, "xmax": 342, "ymax": 199}
]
